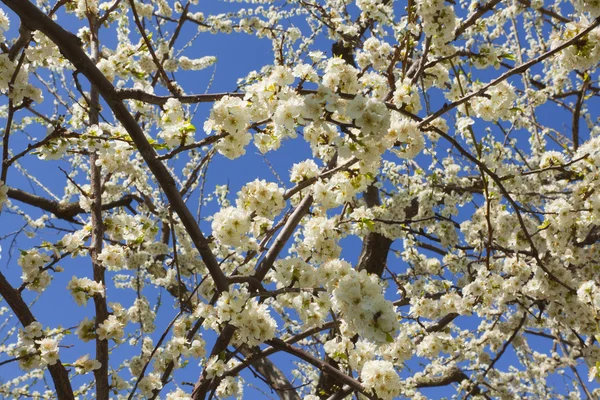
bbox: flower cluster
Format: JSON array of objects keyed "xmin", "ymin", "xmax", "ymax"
[
  {"xmin": 178, "ymin": 55, "xmax": 217, "ymax": 71},
  {"xmin": 0, "ymin": 180, "xmax": 7, "ymax": 209},
  {"xmin": 296, "ymin": 216, "xmax": 342, "ymax": 263},
  {"xmin": 322, "ymin": 58, "xmax": 360, "ymax": 94},
  {"xmin": 551, "ymin": 18, "xmax": 600, "ymax": 71},
  {"xmin": 73, "ymin": 354, "xmax": 102, "ymax": 375},
  {"xmin": 216, "ymin": 287, "xmax": 277, "ymax": 346},
  {"xmin": 356, "ymin": 37, "xmax": 394, "ymax": 72},
  {"xmin": 236, "ymin": 179, "xmax": 285, "ymax": 219},
  {"xmin": 387, "ymin": 113, "xmax": 425, "ymax": 159},
  {"xmin": 417, "ymin": 0, "xmax": 456, "ymax": 49},
  {"xmin": 204, "ymin": 96, "xmax": 251, "ymax": 159},
  {"xmin": 471, "ymin": 81, "xmax": 517, "ymax": 122},
  {"xmin": 360, "ymin": 360, "xmax": 402, "ymax": 400},
  {"xmin": 0, "ymin": 54, "xmax": 43, "ymax": 104},
  {"xmin": 158, "ymin": 99, "xmax": 196, "ymax": 147},
  {"xmin": 312, "ymin": 169, "xmax": 373, "ymax": 210},
  {"xmin": 5, "ymin": 1, "xmax": 600, "ymax": 399},
  {"xmin": 127, "ymin": 297, "xmax": 156, "ymax": 333},
  {"xmin": 290, "ymin": 159, "xmax": 320, "ymax": 183},
  {"xmin": 138, "ymin": 374, "xmax": 163, "ymax": 397},
  {"xmin": 36, "ymin": 338, "xmax": 60, "ymax": 366},
  {"xmin": 96, "ymin": 314, "xmax": 125, "ymax": 342},
  {"xmin": 392, "ymin": 79, "xmax": 422, "ymax": 114},
  {"xmin": 0, "ymin": 8, "xmax": 8, "ymax": 43},
  {"xmin": 211, "ymin": 206, "xmax": 253, "ymax": 248},
  {"xmin": 96, "ymin": 140, "xmax": 135, "ymax": 175},
  {"xmin": 320, "ymin": 259, "xmax": 399, "ymax": 343},
  {"xmin": 67, "ymin": 276, "xmax": 105, "ymax": 306},
  {"xmin": 18, "ymin": 249, "xmax": 52, "ymax": 292}
]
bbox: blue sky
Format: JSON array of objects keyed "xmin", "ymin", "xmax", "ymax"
[{"xmin": 0, "ymin": 0, "xmax": 599, "ymax": 399}]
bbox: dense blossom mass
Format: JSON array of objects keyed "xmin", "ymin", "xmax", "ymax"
[{"xmin": 0, "ymin": 0, "xmax": 600, "ymax": 399}]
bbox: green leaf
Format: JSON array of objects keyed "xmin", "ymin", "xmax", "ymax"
[
  {"xmin": 153, "ymin": 143, "xmax": 170, "ymax": 151},
  {"xmin": 537, "ymin": 220, "xmax": 550, "ymax": 230},
  {"xmin": 180, "ymin": 120, "xmax": 196, "ymax": 134},
  {"xmin": 360, "ymin": 218, "xmax": 375, "ymax": 231},
  {"xmin": 386, "ymin": 332, "xmax": 394, "ymax": 343}
]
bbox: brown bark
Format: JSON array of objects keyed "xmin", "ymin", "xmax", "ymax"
[
  {"xmin": 88, "ymin": 15, "xmax": 110, "ymax": 400},
  {"xmin": 0, "ymin": 0, "xmax": 230, "ymax": 294},
  {"xmin": 0, "ymin": 271, "xmax": 75, "ymax": 399}
]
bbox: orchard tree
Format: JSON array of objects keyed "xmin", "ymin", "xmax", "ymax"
[{"xmin": 1, "ymin": 0, "xmax": 600, "ymax": 398}]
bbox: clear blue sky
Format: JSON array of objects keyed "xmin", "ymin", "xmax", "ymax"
[{"xmin": 0, "ymin": 1, "xmax": 598, "ymax": 399}]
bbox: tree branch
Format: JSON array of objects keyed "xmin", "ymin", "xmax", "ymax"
[
  {"xmin": 1, "ymin": 0, "xmax": 230, "ymax": 293},
  {"xmin": 88, "ymin": 12, "xmax": 109, "ymax": 399},
  {"xmin": 420, "ymin": 17, "xmax": 600, "ymax": 128},
  {"xmin": 0, "ymin": 271, "xmax": 75, "ymax": 399},
  {"xmin": 6, "ymin": 187, "xmax": 136, "ymax": 221}
]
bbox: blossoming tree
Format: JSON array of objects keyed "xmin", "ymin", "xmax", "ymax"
[{"xmin": 0, "ymin": 0, "xmax": 600, "ymax": 398}]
